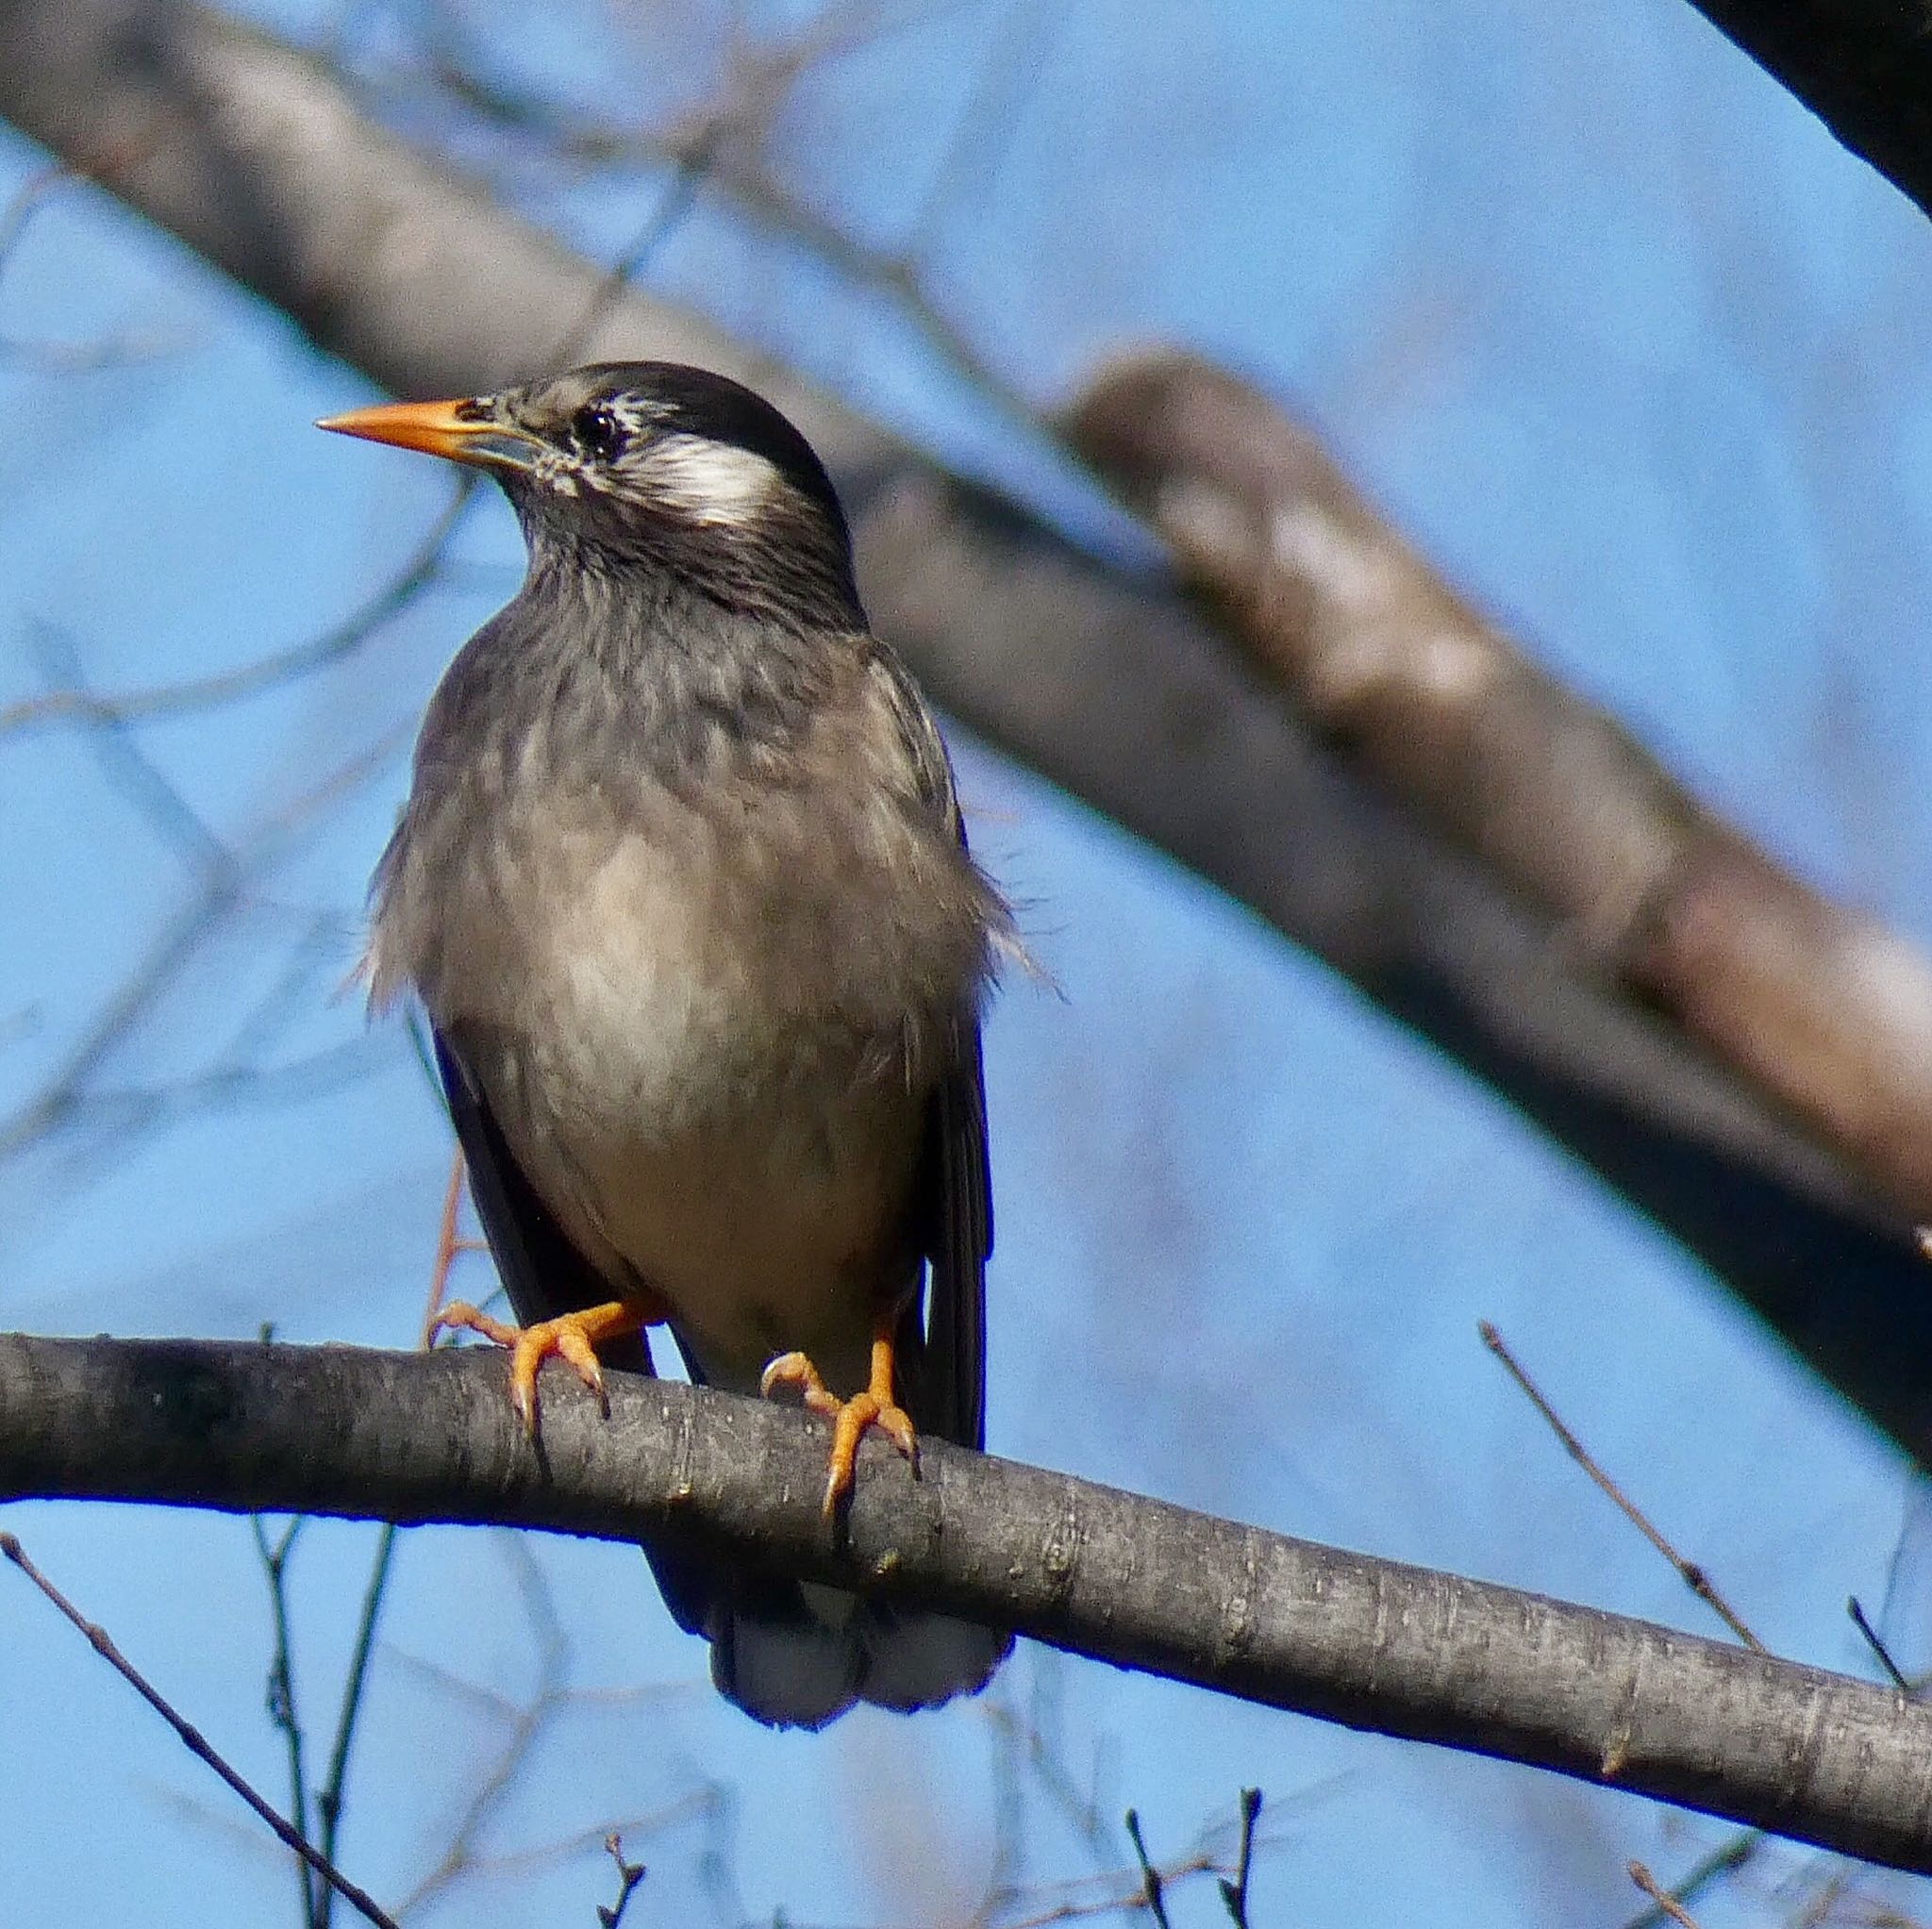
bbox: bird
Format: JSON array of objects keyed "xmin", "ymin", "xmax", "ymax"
[{"xmin": 318, "ymin": 360, "xmax": 1012, "ymax": 1727}]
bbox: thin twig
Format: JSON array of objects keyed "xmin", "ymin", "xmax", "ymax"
[
  {"xmin": 0, "ymin": 162, "xmax": 184, "ymax": 367},
  {"xmin": 391, "ymin": 1536, "xmax": 572, "ymax": 1918},
  {"xmin": 1216, "ymin": 1788, "xmax": 1261, "ymax": 1928},
  {"xmin": 996, "ymin": 1841, "xmax": 1251, "ymax": 1929},
  {"xmin": 47, "ymin": 1038, "xmax": 390, "ymax": 1139},
  {"xmin": 900, "ymin": 0, "xmax": 1049, "ymax": 253},
  {"xmin": 320, "ymin": 1139, "xmax": 483, "ymax": 1929},
  {"xmin": 402, "ymin": 3, "xmax": 1048, "ymax": 440},
  {"xmin": 314, "ymin": 1522, "xmax": 399, "ymax": 1929},
  {"xmin": 0, "ymin": 1532, "xmax": 398, "ymax": 1929},
  {"xmin": 1618, "ymin": 1832, "xmax": 1763, "ymax": 1929},
  {"xmin": 1628, "ymin": 1860, "xmax": 1704, "ymax": 1929},
  {"xmin": 0, "ymin": 484, "xmax": 475, "ymax": 740},
  {"xmin": 429, "ymin": 1790, "xmax": 718, "ymax": 1887},
  {"xmin": 1478, "ymin": 1322, "xmax": 1766, "ymax": 1651},
  {"xmin": 541, "ymin": 142, "xmax": 709, "ymax": 372},
  {"xmin": 26, "ymin": 621, "xmax": 235, "ymax": 874},
  {"xmin": 1122, "ymin": 1810, "xmax": 1171, "ymax": 1929},
  {"xmin": 596, "ymin": 1834, "xmax": 646, "ymax": 1928},
  {"xmin": 251, "ymin": 1509, "xmax": 318, "ymax": 1926},
  {"xmin": 1848, "ymin": 1595, "xmax": 1913, "ymax": 1693},
  {"xmin": 0, "ymin": 719, "xmax": 411, "ymax": 1160}
]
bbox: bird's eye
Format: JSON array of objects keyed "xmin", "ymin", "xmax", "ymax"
[{"xmin": 573, "ymin": 403, "xmax": 626, "ymax": 461}]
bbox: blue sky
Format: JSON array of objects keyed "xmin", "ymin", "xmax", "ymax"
[{"xmin": 4, "ymin": 1, "xmax": 1931, "ymax": 1921}]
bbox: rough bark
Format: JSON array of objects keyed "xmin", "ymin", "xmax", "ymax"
[
  {"xmin": 1680, "ymin": 3, "xmax": 1932, "ymax": 227},
  {"xmin": 4, "ymin": 1331, "xmax": 1932, "ymax": 1873},
  {"xmin": 3, "ymin": 1, "xmax": 1932, "ymax": 1471}
]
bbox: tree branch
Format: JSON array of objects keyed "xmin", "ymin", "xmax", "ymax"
[
  {"xmin": 2, "ymin": 1332, "xmax": 1930, "ymax": 1873},
  {"xmin": 1064, "ymin": 353, "xmax": 1932, "ymax": 1224},
  {"xmin": 4, "ymin": 2, "xmax": 1932, "ymax": 1468},
  {"xmin": 1675, "ymin": 4, "xmax": 1932, "ymax": 229}
]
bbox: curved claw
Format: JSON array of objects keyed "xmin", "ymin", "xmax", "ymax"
[
  {"xmin": 761, "ymin": 1332, "xmax": 919, "ymax": 1518},
  {"xmin": 432, "ymin": 1298, "xmax": 642, "ymax": 1434}
]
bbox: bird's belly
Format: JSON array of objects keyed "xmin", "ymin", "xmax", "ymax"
[
  {"xmin": 475, "ymin": 849, "xmax": 928, "ymax": 1393},
  {"xmin": 576, "ymin": 1113, "xmax": 919, "ymax": 1391}
]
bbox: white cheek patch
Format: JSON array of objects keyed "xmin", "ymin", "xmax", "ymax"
[{"xmin": 637, "ymin": 435, "xmax": 778, "ymax": 524}]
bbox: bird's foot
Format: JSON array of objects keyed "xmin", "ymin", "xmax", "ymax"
[
  {"xmin": 431, "ymin": 1298, "xmax": 645, "ymax": 1433},
  {"xmin": 761, "ymin": 1332, "xmax": 917, "ymax": 1518}
]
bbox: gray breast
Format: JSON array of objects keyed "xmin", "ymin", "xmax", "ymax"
[{"xmin": 367, "ymin": 632, "xmax": 998, "ymax": 1385}]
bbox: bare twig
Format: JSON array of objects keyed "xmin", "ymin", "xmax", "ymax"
[
  {"xmin": 539, "ymin": 136, "xmax": 709, "ymax": 373},
  {"xmin": 392, "ymin": 1537, "xmax": 572, "ymax": 1919},
  {"xmin": 1618, "ymin": 1832, "xmax": 1763, "ymax": 1929},
  {"xmin": 0, "ymin": 484, "xmax": 475, "ymax": 740},
  {"xmin": 596, "ymin": 1834, "xmax": 646, "ymax": 1928},
  {"xmin": 1216, "ymin": 1788, "xmax": 1261, "ymax": 1929},
  {"xmin": 26, "ymin": 622, "xmax": 235, "ymax": 873},
  {"xmin": 0, "ymin": 1531, "xmax": 398, "ymax": 1929},
  {"xmin": 313, "ymin": 1522, "xmax": 398, "ymax": 1929},
  {"xmin": 425, "ymin": 1789, "xmax": 718, "ymax": 1888},
  {"xmin": 251, "ymin": 1509, "xmax": 318, "ymax": 1925},
  {"xmin": 1628, "ymin": 1860, "xmax": 1704, "ymax": 1929},
  {"xmin": 0, "ymin": 161, "xmax": 182, "ymax": 366},
  {"xmin": 1122, "ymin": 1810, "xmax": 1171, "ymax": 1929},
  {"xmin": 899, "ymin": 0, "xmax": 1053, "ymax": 258},
  {"xmin": 995, "ymin": 1795, "xmax": 1269, "ymax": 1929},
  {"xmin": 984, "ymin": 1674, "xmax": 1121, "ymax": 1866},
  {"xmin": 1848, "ymin": 1596, "xmax": 1912, "ymax": 1693},
  {"xmin": 1479, "ymin": 1321, "xmax": 1766, "ymax": 1653},
  {"xmin": 0, "ymin": 719, "xmax": 410, "ymax": 1162},
  {"xmin": 393, "ymin": 2, "xmax": 1046, "ymax": 438}
]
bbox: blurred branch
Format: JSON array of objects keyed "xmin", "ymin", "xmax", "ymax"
[
  {"xmin": 1620, "ymin": 1832, "xmax": 1763, "ymax": 1929},
  {"xmin": 1627, "ymin": 1861, "xmax": 1704, "ymax": 1929},
  {"xmin": 7, "ymin": 0, "xmax": 1932, "ymax": 1476},
  {"xmin": 1676, "ymin": 5, "xmax": 1932, "ymax": 228},
  {"xmin": 0, "ymin": 483, "xmax": 474, "ymax": 740},
  {"xmin": 389, "ymin": 15, "xmax": 1041, "ymax": 431},
  {"xmin": 0, "ymin": 719, "xmax": 408, "ymax": 1160},
  {"xmin": 391, "ymin": 1536, "xmax": 568, "ymax": 1919},
  {"xmin": 1064, "ymin": 353, "xmax": 1932, "ymax": 1231},
  {"xmin": 1123, "ymin": 1808, "xmax": 1172, "ymax": 1929},
  {"xmin": 5, "ymin": 1332, "xmax": 1932, "ymax": 1876},
  {"xmin": 0, "ymin": 161, "xmax": 185, "ymax": 366}
]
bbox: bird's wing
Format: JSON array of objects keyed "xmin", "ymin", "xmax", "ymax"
[
  {"xmin": 432, "ymin": 1027, "xmax": 627, "ymax": 1341},
  {"xmin": 867, "ymin": 641, "xmax": 995, "ymax": 1454},
  {"xmin": 431, "ymin": 1026, "xmax": 715, "ymax": 1637},
  {"xmin": 910, "ymin": 1015, "xmax": 991, "ymax": 1450}
]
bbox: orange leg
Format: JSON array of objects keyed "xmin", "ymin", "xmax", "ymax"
[
  {"xmin": 761, "ymin": 1324, "xmax": 917, "ymax": 1519},
  {"xmin": 433, "ymin": 1297, "xmax": 658, "ymax": 1434},
  {"xmin": 419, "ymin": 1148, "xmax": 469, "ymax": 1348}
]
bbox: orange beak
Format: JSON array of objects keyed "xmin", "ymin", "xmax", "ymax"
[{"xmin": 316, "ymin": 396, "xmax": 539, "ymax": 469}]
